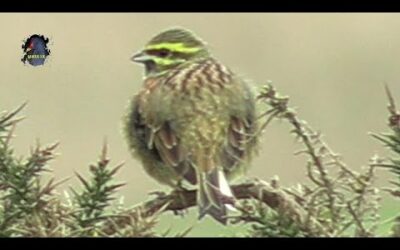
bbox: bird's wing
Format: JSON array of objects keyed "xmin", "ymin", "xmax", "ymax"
[
  {"xmin": 152, "ymin": 122, "xmax": 197, "ymax": 185},
  {"xmin": 221, "ymin": 116, "xmax": 255, "ymax": 172},
  {"xmin": 219, "ymin": 73, "xmax": 259, "ymax": 175},
  {"xmin": 127, "ymin": 94, "xmax": 197, "ymax": 186},
  {"xmin": 153, "ymin": 122, "xmax": 181, "ymax": 167}
]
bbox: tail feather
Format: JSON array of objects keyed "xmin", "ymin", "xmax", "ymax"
[{"xmin": 198, "ymin": 168, "xmax": 235, "ymax": 224}]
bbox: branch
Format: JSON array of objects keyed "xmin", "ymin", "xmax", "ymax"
[{"xmin": 102, "ymin": 179, "xmax": 330, "ymax": 236}]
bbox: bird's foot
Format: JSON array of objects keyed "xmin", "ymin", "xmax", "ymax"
[{"xmin": 169, "ymin": 188, "xmax": 191, "ymax": 217}]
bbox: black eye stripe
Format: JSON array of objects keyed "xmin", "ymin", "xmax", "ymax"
[
  {"xmin": 145, "ymin": 49, "xmax": 191, "ymax": 59},
  {"xmin": 146, "ymin": 49, "xmax": 170, "ymax": 57}
]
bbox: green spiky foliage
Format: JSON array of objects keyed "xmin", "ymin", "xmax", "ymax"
[
  {"xmin": 370, "ymin": 86, "xmax": 400, "ymax": 237},
  {"xmin": 71, "ymin": 144, "xmax": 124, "ymax": 226},
  {"xmin": 0, "ymin": 104, "xmax": 65, "ymax": 236},
  {"xmin": 372, "ymin": 129, "xmax": 400, "ymax": 189},
  {"xmin": 0, "ymin": 105, "xmax": 160, "ymax": 237},
  {"xmin": 231, "ymin": 200, "xmax": 307, "ymax": 237},
  {"xmin": 371, "ymin": 86, "xmax": 400, "ymax": 191}
]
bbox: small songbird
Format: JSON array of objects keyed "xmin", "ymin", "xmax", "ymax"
[{"xmin": 124, "ymin": 27, "xmax": 258, "ymax": 224}]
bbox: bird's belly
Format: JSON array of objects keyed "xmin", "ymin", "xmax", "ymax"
[{"xmin": 168, "ymin": 87, "xmax": 230, "ymax": 155}]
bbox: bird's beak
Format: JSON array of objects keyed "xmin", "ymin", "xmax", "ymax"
[{"xmin": 130, "ymin": 51, "xmax": 152, "ymax": 63}]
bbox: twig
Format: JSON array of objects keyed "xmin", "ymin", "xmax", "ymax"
[
  {"xmin": 346, "ymin": 202, "xmax": 370, "ymax": 237},
  {"xmin": 257, "ymin": 84, "xmax": 337, "ymax": 224}
]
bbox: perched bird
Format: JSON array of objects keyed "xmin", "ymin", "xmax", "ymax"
[{"xmin": 124, "ymin": 27, "xmax": 259, "ymax": 224}]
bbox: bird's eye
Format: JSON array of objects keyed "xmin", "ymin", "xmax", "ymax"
[
  {"xmin": 146, "ymin": 49, "xmax": 171, "ymax": 58},
  {"xmin": 157, "ymin": 49, "xmax": 170, "ymax": 58}
]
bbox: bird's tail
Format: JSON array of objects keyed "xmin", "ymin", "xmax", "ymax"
[{"xmin": 197, "ymin": 168, "xmax": 235, "ymax": 224}]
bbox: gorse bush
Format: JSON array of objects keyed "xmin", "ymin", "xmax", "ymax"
[
  {"xmin": 0, "ymin": 83, "xmax": 398, "ymax": 237},
  {"xmin": 0, "ymin": 104, "xmax": 158, "ymax": 237}
]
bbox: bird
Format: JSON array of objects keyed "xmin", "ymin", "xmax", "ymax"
[{"xmin": 123, "ymin": 27, "xmax": 259, "ymax": 224}]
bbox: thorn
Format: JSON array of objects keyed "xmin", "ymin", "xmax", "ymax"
[
  {"xmin": 384, "ymin": 83, "xmax": 397, "ymax": 114},
  {"xmin": 101, "ymin": 138, "xmax": 108, "ymax": 161},
  {"xmin": 3, "ymin": 102, "xmax": 27, "ymax": 121},
  {"xmin": 5, "ymin": 122, "xmax": 17, "ymax": 146},
  {"xmin": 109, "ymin": 162, "xmax": 125, "ymax": 176},
  {"xmin": 48, "ymin": 141, "xmax": 60, "ymax": 151},
  {"xmin": 75, "ymin": 171, "xmax": 90, "ymax": 190}
]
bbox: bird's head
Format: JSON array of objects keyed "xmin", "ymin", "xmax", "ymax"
[{"xmin": 131, "ymin": 28, "xmax": 210, "ymax": 76}]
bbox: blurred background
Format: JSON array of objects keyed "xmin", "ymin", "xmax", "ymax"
[{"xmin": 0, "ymin": 13, "xmax": 398, "ymax": 236}]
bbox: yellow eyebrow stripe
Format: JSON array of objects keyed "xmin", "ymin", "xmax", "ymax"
[{"xmin": 146, "ymin": 43, "xmax": 201, "ymax": 53}]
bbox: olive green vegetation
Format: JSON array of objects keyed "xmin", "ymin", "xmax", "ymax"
[{"xmin": 0, "ymin": 13, "xmax": 399, "ymax": 236}]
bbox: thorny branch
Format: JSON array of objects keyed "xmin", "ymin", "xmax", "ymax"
[
  {"xmin": 254, "ymin": 83, "xmax": 380, "ymax": 236},
  {"xmin": 101, "ymin": 179, "xmax": 329, "ymax": 236}
]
